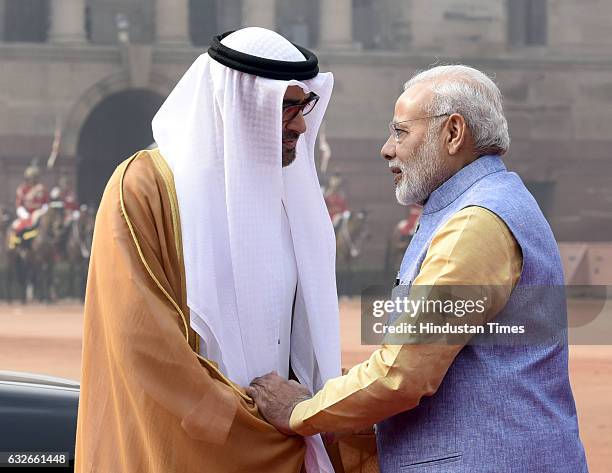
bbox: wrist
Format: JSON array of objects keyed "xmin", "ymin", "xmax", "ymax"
[
  {"xmin": 290, "ymin": 393, "xmax": 311, "ymax": 414},
  {"xmin": 288, "ymin": 394, "xmax": 312, "ymax": 435}
]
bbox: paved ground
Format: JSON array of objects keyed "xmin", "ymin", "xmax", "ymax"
[{"xmin": 1, "ymin": 299, "xmax": 610, "ymax": 471}]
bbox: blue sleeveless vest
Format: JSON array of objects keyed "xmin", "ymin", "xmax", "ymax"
[{"xmin": 376, "ymin": 155, "xmax": 588, "ymax": 473}]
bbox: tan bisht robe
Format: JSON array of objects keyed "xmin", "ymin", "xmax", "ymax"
[{"xmin": 75, "ymin": 149, "xmax": 307, "ymax": 472}]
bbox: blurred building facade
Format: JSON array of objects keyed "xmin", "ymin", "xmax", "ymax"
[{"xmin": 1, "ymin": 0, "xmax": 611, "ymax": 270}]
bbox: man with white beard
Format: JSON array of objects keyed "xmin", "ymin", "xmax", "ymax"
[
  {"xmin": 388, "ymin": 108, "xmax": 448, "ymax": 207},
  {"xmin": 248, "ymin": 65, "xmax": 588, "ymax": 473}
]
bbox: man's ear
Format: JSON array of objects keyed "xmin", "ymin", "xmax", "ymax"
[{"xmin": 445, "ymin": 113, "xmax": 467, "ymax": 156}]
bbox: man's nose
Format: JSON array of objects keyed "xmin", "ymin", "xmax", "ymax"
[
  {"xmin": 380, "ymin": 136, "xmax": 396, "ymax": 161},
  {"xmin": 285, "ymin": 112, "xmax": 307, "ymax": 135}
]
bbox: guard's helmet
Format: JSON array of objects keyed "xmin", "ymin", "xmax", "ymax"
[
  {"xmin": 328, "ymin": 173, "xmax": 343, "ymax": 190},
  {"xmin": 24, "ymin": 165, "xmax": 40, "ymax": 181}
]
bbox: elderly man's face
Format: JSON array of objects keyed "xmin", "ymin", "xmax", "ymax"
[
  {"xmin": 380, "ymin": 83, "xmax": 450, "ymax": 206},
  {"xmin": 281, "ymin": 86, "xmax": 309, "ymax": 167}
]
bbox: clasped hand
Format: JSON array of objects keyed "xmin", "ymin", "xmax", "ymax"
[{"xmin": 246, "ymin": 371, "xmax": 311, "ymax": 436}]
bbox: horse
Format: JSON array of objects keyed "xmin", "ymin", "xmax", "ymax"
[
  {"xmin": 0, "ymin": 206, "xmax": 13, "ymax": 300},
  {"xmin": 383, "ymin": 219, "xmax": 414, "ymax": 284},
  {"xmin": 63, "ymin": 205, "xmax": 95, "ymax": 300},
  {"xmin": 30, "ymin": 203, "xmax": 67, "ymax": 302},
  {"xmin": 335, "ymin": 209, "xmax": 369, "ymax": 295},
  {"xmin": 5, "ymin": 204, "xmax": 64, "ymax": 303},
  {"xmin": 384, "ymin": 206, "xmax": 422, "ymax": 284},
  {"xmin": 5, "ymin": 211, "xmax": 30, "ymax": 303}
]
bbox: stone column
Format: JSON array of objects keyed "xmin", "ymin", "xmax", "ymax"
[
  {"xmin": 0, "ymin": 0, "xmax": 6, "ymax": 41},
  {"xmin": 49, "ymin": 0, "xmax": 86, "ymax": 43},
  {"xmin": 319, "ymin": 0, "xmax": 354, "ymax": 49},
  {"xmin": 242, "ymin": 0, "xmax": 276, "ymax": 30},
  {"xmin": 156, "ymin": 0, "xmax": 190, "ymax": 46}
]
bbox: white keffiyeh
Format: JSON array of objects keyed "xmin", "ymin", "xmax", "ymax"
[{"xmin": 152, "ymin": 27, "xmax": 340, "ymax": 472}]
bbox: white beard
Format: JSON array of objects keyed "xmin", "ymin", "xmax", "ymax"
[{"xmin": 392, "ymin": 126, "xmax": 448, "ymax": 206}]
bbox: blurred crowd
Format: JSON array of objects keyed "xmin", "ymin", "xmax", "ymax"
[
  {"xmin": 0, "ymin": 164, "xmax": 423, "ymax": 302},
  {"xmin": 0, "ymin": 162, "xmax": 95, "ymax": 303}
]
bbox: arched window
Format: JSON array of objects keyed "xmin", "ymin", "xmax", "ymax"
[
  {"xmin": 276, "ymin": 0, "xmax": 319, "ymax": 48},
  {"xmin": 85, "ymin": 0, "xmax": 154, "ymax": 45},
  {"xmin": 189, "ymin": 0, "xmax": 218, "ymax": 46},
  {"xmin": 508, "ymin": 0, "xmax": 547, "ymax": 46},
  {"xmin": 3, "ymin": 0, "xmax": 49, "ymax": 43},
  {"xmin": 189, "ymin": 0, "xmax": 242, "ymax": 47},
  {"xmin": 353, "ymin": 0, "xmax": 383, "ymax": 50}
]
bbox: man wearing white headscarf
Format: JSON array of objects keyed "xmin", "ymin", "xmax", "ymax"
[{"xmin": 75, "ymin": 28, "xmax": 343, "ymax": 473}]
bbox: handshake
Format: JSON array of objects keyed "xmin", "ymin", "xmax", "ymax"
[{"xmin": 246, "ymin": 371, "xmax": 312, "ymax": 436}]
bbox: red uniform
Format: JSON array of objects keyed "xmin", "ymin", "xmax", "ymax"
[
  {"xmin": 15, "ymin": 182, "xmax": 49, "ymax": 215},
  {"xmin": 324, "ymin": 192, "xmax": 348, "ymax": 221},
  {"xmin": 398, "ymin": 204, "xmax": 422, "ymax": 237},
  {"xmin": 58, "ymin": 188, "xmax": 79, "ymax": 212}
]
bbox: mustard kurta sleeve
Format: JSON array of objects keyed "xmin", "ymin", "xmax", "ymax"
[
  {"xmin": 75, "ymin": 150, "xmax": 306, "ymax": 473},
  {"xmin": 289, "ymin": 206, "xmax": 523, "ymax": 436}
]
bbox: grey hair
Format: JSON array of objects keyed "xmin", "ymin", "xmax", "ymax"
[{"xmin": 404, "ymin": 65, "xmax": 510, "ymax": 155}]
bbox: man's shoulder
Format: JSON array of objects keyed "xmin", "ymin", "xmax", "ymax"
[
  {"xmin": 121, "ymin": 148, "xmax": 160, "ymax": 189},
  {"xmin": 97, "ymin": 149, "xmax": 166, "ymax": 218},
  {"xmin": 116, "ymin": 148, "xmax": 176, "ymax": 204}
]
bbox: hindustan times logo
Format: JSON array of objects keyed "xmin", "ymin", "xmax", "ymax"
[{"xmin": 372, "ymin": 321, "xmax": 526, "ymax": 335}]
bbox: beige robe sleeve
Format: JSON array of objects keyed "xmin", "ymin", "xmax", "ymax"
[{"xmin": 289, "ymin": 206, "xmax": 523, "ymax": 436}]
